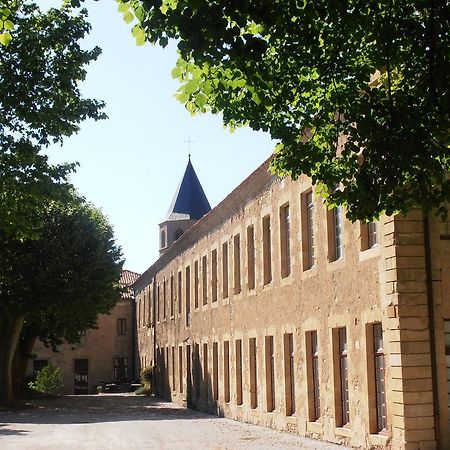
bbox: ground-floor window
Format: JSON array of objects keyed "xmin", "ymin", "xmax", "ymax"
[
  {"xmin": 114, "ymin": 357, "xmax": 128, "ymax": 383},
  {"xmin": 33, "ymin": 359, "xmax": 48, "ymax": 376}
]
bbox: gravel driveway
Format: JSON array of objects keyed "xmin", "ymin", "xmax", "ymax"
[{"xmin": 0, "ymin": 394, "xmax": 349, "ymax": 449}]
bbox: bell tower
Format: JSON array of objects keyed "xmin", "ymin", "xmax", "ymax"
[{"xmin": 159, "ymin": 156, "xmax": 211, "ymax": 255}]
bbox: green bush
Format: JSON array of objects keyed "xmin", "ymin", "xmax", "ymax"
[
  {"xmin": 140, "ymin": 367, "xmax": 153, "ymax": 387},
  {"xmin": 134, "ymin": 386, "xmax": 151, "ymax": 396},
  {"xmin": 28, "ymin": 364, "xmax": 63, "ymax": 395}
]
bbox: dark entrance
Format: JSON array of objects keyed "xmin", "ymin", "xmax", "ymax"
[
  {"xmin": 114, "ymin": 357, "xmax": 128, "ymax": 383},
  {"xmin": 74, "ymin": 359, "xmax": 89, "ymax": 395}
]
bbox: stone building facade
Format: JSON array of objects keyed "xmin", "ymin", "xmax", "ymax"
[
  {"xmin": 133, "ymin": 158, "xmax": 450, "ymax": 449},
  {"xmin": 28, "ymin": 270, "xmax": 139, "ymax": 395}
]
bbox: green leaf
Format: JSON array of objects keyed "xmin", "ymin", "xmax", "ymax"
[
  {"xmin": 0, "ymin": 32, "xmax": 12, "ymax": 46},
  {"xmin": 4, "ymin": 20, "xmax": 14, "ymax": 30},
  {"xmin": 171, "ymin": 66, "xmax": 182, "ymax": 79},
  {"xmin": 195, "ymin": 92, "xmax": 207, "ymax": 107},
  {"xmin": 132, "ymin": 25, "xmax": 145, "ymax": 46},
  {"xmin": 123, "ymin": 11, "xmax": 133, "ymax": 24},
  {"xmin": 251, "ymin": 91, "xmax": 261, "ymax": 105},
  {"xmin": 117, "ymin": 1, "xmax": 129, "ymax": 13}
]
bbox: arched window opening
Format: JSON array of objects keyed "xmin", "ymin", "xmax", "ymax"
[{"xmin": 160, "ymin": 229, "xmax": 167, "ymax": 248}]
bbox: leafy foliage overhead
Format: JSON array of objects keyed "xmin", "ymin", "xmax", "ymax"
[
  {"xmin": 0, "ymin": 2, "xmax": 106, "ymax": 239},
  {"xmin": 109, "ymin": 0, "xmax": 450, "ymax": 220}
]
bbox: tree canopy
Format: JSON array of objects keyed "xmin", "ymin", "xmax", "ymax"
[
  {"xmin": 109, "ymin": 0, "xmax": 449, "ymax": 221},
  {"xmin": 0, "ymin": 197, "xmax": 123, "ymax": 406},
  {"xmin": 0, "ymin": 2, "xmax": 106, "ymax": 239}
]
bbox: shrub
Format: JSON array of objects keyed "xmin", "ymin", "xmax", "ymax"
[
  {"xmin": 28, "ymin": 364, "xmax": 63, "ymax": 395},
  {"xmin": 134, "ymin": 386, "xmax": 151, "ymax": 396},
  {"xmin": 140, "ymin": 367, "xmax": 153, "ymax": 387}
]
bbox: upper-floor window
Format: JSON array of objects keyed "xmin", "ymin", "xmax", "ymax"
[
  {"xmin": 234, "ymin": 234, "xmax": 241, "ymax": 294},
  {"xmin": 361, "ymin": 222, "xmax": 378, "ymax": 251},
  {"xmin": 175, "ymin": 228, "xmax": 183, "ymax": 240},
  {"xmin": 202, "ymin": 255, "xmax": 208, "ymax": 305},
  {"xmin": 328, "ymin": 205, "xmax": 343, "ymax": 261},
  {"xmin": 302, "ymin": 190, "xmax": 315, "ymax": 270},
  {"xmin": 247, "ymin": 225, "xmax": 255, "ymax": 290},
  {"xmin": 263, "ymin": 215, "xmax": 272, "ymax": 285},
  {"xmin": 211, "ymin": 249, "xmax": 218, "ymax": 302},
  {"xmin": 280, "ymin": 203, "xmax": 291, "ymax": 278},
  {"xmin": 222, "ymin": 242, "xmax": 229, "ymax": 298},
  {"xmin": 117, "ymin": 318, "xmax": 126, "ymax": 336}
]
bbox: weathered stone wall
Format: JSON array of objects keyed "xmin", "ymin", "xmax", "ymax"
[
  {"xmin": 134, "ymin": 162, "xmax": 449, "ymax": 449},
  {"xmin": 136, "ymin": 169, "xmax": 389, "ymax": 448}
]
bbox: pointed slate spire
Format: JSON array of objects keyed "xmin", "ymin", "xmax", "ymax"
[{"xmin": 164, "ymin": 156, "xmax": 211, "ymax": 221}]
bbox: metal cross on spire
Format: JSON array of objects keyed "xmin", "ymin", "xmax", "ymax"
[{"xmin": 184, "ymin": 137, "xmax": 195, "ymax": 160}]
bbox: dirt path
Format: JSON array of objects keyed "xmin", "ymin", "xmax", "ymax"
[{"xmin": 0, "ymin": 394, "xmax": 349, "ymax": 449}]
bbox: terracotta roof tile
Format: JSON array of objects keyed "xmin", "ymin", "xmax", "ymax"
[{"xmin": 120, "ymin": 270, "xmax": 140, "ymax": 299}]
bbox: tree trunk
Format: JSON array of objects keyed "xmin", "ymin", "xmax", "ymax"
[
  {"xmin": 13, "ymin": 330, "xmax": 37, "ymax": 396},
  {"xmin": 0, "ymin": 314, "xmax": 25, "ymax": 407}
]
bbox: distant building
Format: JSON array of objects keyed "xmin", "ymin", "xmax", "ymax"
[
  {"xmin": 133, "ymin": 156, "xmax": 450, "ymax": 450},
  {"xmin": 28, "ymin": 270, "xmax": 140, "ymax": 395}
]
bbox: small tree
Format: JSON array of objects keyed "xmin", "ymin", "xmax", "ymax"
[{"xmin": 28, "ymin": 365, "xmax": 63, "ymax": 395}]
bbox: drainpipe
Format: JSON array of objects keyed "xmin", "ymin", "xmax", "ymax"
[{"xmin": 423, "ymin": 212, "xmax": 440, "ymax": 448}]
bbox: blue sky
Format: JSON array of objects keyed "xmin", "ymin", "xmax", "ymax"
[{"xmin": 41, "ymin": 0, "xmax": 274, "ymax": 274}]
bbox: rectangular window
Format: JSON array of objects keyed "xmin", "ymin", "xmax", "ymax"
[
  {"xmin": 247, "ymin": 225, "xmax": 255, "ymax": 290},
  {"xmin": 328, "ymin": 206, "xmax": 343, "ymax": 261},
  {"xmin": 202, "ymin": 255, "xmax": 208, "ymax": 305},
  {"xmin": 307, "ymin": 330, "xmax": 320, "ymax": 421},
  {"xmin": 373, "ymin": 323, "xmax": 387, "ymax": 432},
  {"xmin": 172, "ymin": 346, "xmax": 176, "ymax": 391},
  {"xmin": 284, "ymin": 333, "xmax": 295, "ymax": 416},
  {"xmin": 224, "ymin": 340, "xmax": 230, "ymax": 402},
  {"xmin": 179, "ymin": 346, "xmax": 183, "ymax": 393},
  {"xmin": 194, "ymin": 260, "xmax": 199, "ymax": 309},
  {"xmin": 163, "ymin": 278, "xmax": 167, "ymax": 319},
  {"xmin": 280, "ymin": 203, "xmax": 291, "ymax": 278},
  {"xmin": 147, "ymin": 288, "xmax": 152, "ymax": 325},
  {"xmin": 361, "ymin": 222, "xmax": 379, "ymax": 251},
  {"xmin": 117, "ymin": 318, "xmax": 126, "ymax": 336},
  {"xmin": 157, "ymin": 283, "xmax": 161, "ymax": 322},
  {"xmin": 178, "ymin": 271, "xmax": 182, "ymax": 314},
  {"xmin": 170, "ymin": 274, "xmax": 174, "ymax": 317},
  {"xmin": 234, "ymin": 234, "xmax": 241, "ymax": 294},
  {"xmin": 142, "ymin": 293, "xmax": 146, "ymax": 327},
  {"xmin": 203, "ymin": 342, "xmax": 208, "ymax": 394},
  {"xmin": 265, "ymin": 335, "xmax": 275, "ymax": 412},
  {"xmin": 33, "ymin": 359, "xmax": 48, "ymax": 376},
  {"xmin": 249, "ymin": 337, "xmax": 257, "ymax": 409},
  {"xmin": 185, "ymin": 266, "xmax": 191, "ymax": 326},
  {"xmin": 186, "ymin": 344, "xmax": 191, "ymax": 395},
  {"xmin": 302, "ymin": 190, "xmax": 315, "ymax": 270},
  {"xmin": 213, "ymin": 342, "xmax": 219, "ymax": 401},
  {"xmin": 333, "ymin": 327, "xmax": 349, "ymax": 426},
  {"xmin": 263, "ymin": 215, "xmax": 272, "ymax": 285},
  {"xmin": 114, "ymin": 357, "xmax": 128, "ymax": 383},
  {"xmin": 212, "ymin": 249, "xmax": 218, "ymax": 302},
  {"xmin": 165, "ymin": 346, "xmax": 169, "ymax": 387},
  {"xmin": 137, "ymin": 296, "xmax": 140, "ymax": 327},
  {"xmin": 222, "ymin": 242, "xmax": 229, "ymax": 298},
  {"xmin": 194, "ymin": 343, "xmax": 200, "ymax": 397},
  {"xmin": 235, "ymin": 339, "xmax": 243, "ymax": 405}
]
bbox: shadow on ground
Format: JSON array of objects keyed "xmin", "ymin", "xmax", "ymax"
[
  {"xmin": 0, "ymin": 423, "xmax": 29, "ymax": 436},
  {"xmin": 0, "ymin": 394, "xmax": 218, "ymax": 425}
]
